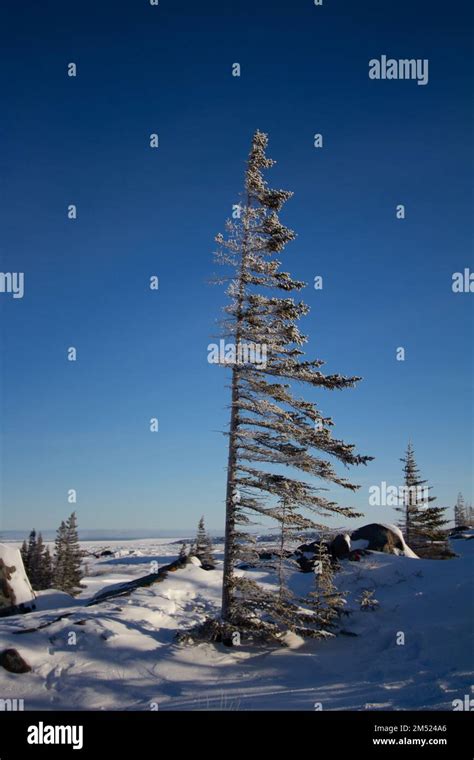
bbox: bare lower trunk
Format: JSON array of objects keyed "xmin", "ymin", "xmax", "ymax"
[
  {"xmin": 221, "ymin": 366, "xmax": 239, "ymax": 621},
  {"xmin": 220, "ymin": 193, "xmax": 250, "ymax": 622},
  {"xmin": 277, "ymin": 500, "xmax": 287, "ymax": 604}
]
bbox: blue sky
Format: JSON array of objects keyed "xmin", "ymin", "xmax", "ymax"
[{"xmin": 0, "ymin": 0, "xmax": 472, "ymax": 533}]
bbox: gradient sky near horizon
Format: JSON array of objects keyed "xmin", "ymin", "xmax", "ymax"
[{"xmin": 0, "ymin": 0, "xmax": 472, "ymax": 533}]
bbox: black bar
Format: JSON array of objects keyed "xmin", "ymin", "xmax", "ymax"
[{"xmin": 0, "ymin": 710, "xmax": 471, "ymax": 758}]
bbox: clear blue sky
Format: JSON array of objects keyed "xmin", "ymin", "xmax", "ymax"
[{"xmin": 0, "ymin": 0, "xmax": 472, "ymax": 533}]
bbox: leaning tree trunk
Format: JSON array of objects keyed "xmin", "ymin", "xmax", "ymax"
[
  {"xmin": 221, "ymin": 197, "xmax": 250, "ymax": 622},
  {"xmin": 221, "ymin": 366, "xmax": 239, "ymax": 621}
]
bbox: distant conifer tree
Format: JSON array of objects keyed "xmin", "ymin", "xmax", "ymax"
[
  {"xmin": 195, "ymin": 517, "xmax": 215, "ymax": 566},
  {"xmin": 26, "ymin": 530, "xmax": 37, "ymax": 579},
  {"xmin": 21, "ymin": 531, "xmax": 54, "ymax": 590},
  {"xmin": 40, "ymin": 546, "xmax": 54, "ymax": 589},
  {"xmin": 53, "ymin": 514, "xmax": 83, "ymax": 594},
  {"xmin": 416, "ymin": 504, "xmax": 449, "ymax": 547},
  {"xmin": 454, "ymin": 492, "xmax": 468, "ymax": 527},
  {"xmin": 396, "ymin": 442, "xmax": 447, "ymax": 550},
  {"xmin": 20, "ymin": 539, "xmax": 29, "ymax": 574},
  {"xmin": 53, "ymin": 520, "xmax": 68, "ymax": 590},
  {"xmin": 63, "ymin": 512, "xmax": 83, "ymax": 594}
]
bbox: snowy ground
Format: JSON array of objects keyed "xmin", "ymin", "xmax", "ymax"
[{"xmin": 0, "ymin": 535, "xmax": 472, "ymax": 711}]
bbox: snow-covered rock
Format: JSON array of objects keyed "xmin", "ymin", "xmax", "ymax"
[
  {"xmin": 351, "ymin": 523, "xmax": 418, "ymax": 558},
  {"xmin": 0, "ymin": 648, "xmax": 31, "ymax": 673},
  {"xmin": 0, "ymin": 544, "xmax": 36, "ymax": 616},
  {"xmin": 329, "ymin": 533, "xmax": 351, "ymax": 558}
]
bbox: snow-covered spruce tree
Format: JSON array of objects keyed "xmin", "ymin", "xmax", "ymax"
[
  {"xmin": 53, "ymin": 514, "xmax": 83, "ymax": 594},
  {"xmin": 20, "ymin": 539, "xmax": 29, "ymax": 575},
  {"xmin": 63, "ymin": 512, "xmax": 84, "ymax": 594},
  {"xmin": 395, "ymin": 442, "xmax": 442, "ymax": 550},
  {"xmin": 454, "ymin": 492, "xmax": 468, "ymax": 528},
  {"xmin": 195, "ymin": 516, "xmax": 215, "ymax": 567},
  {"xmin": 178, "ymin": 542, "xmax": 188, "ymax": 562},
  {"xmin": 203, "ymin": 535, "xmax": 215, "ymax": 567},
  {"xmin": 53, "ymin": 520, "xmax": 68, "ymax": 590},
  {"xmin": 415, "ymin": 503, "xmax": 449, "ymax": 550},
  {"xmin": 24, "ymin": 529, "xmax": 42, "ymax": 588},
  {"xmin": 195, "ymin": 517, "xmax": 208, "ymax": 556},
  {"xmin": 271, "ymin": 492, "xmax": 311, "ymax": 633},
  {"xmin": 214, "ymin": 131, "xmax": 372, "ymax": 634},
  {"xmin": 32, "ymin": 533, "xmax": 46, "ymax": 588},
  {"xmin": 21, "ymin": 530, "xmax": 54, "ymax": 590},
  {"xmin": 40, "ymin": 546, "xmax": 53, "ymax": 589},
  {"xmin": 308, "ymin": 540, "xmax": 346, "ymax": 636},
  {"xmin": 358, "ymin": 589, "xmax": 379, "ymax": 611},
  {"xmin": 35, "ymin": 534, "xmax": 53, "ymax": 590},
  {"xmin": 25, "ymin": 529, "xmax": 37, "ymax": 581}
]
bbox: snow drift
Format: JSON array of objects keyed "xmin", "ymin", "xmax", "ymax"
[{"xmin": 0, "ymin": 535, "xmax": 471, "ymax": 710}]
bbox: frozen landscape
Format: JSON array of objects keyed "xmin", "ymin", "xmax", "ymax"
[{"xmin": 0, "ymin": 531, "xmax": 472, "ymax": 711}]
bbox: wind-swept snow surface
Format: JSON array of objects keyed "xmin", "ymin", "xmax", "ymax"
[{"xmin": 0, "ymin": 536, "xmax": 471, "ymax": 711}]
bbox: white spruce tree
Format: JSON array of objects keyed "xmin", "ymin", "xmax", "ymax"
[
  {"xmin": 63, "ymin": 512, "xmax": 83, "ymax": 594},
  {"xmin": 33, "ymin": 533, "xmax": 46, "ymax": 587},
  {"xmin": 214, "ymin": 131, "xmax": 371, "ymax": 632},
  {"xmin": 31, "ymin": 532, "xmax": 45, "ymax": 589},
  {"xmin": 308, "ymin": 539, "xmax": 346, "ymax": 635},
  {"xmin": 195, "ymin": 517, "xmax": 215, "ymax": 567},
  {"xmin": 395, "ymin": 442, "xmax": 444, "ymax": 550},
  {"xmin": 203, "ymin": 535, "xmax": 215, "ymax": 567},
  {"xmin": 415, "ymin": 503, "xmax": 449, "ymax": 549},
  {"xmin": 25, "ymin": 529, "xmax": 42, "ymax": 588},
  {"xmin": 395, "ymin": 441, "xmax": 435, "ymax": 548},
  {"xmin": 20, "ymin": 539, "xmax": 29, "ymax": 574},
  {"xmin": 196, "ymin": 517, "xmax": 208, "ymax": 556},
  {"xmin": 40, "ymin": 546, "xmax": 53, "ymax": 589},
  {"xmin": 25, "ymin": 529, "xmax": 37, "ymax": 582},
  {"xmin": 53, "ymin": 514, "xmax": 83, "ymax": 594},
  {"xmin": 358, "ymin": 589, "xmax": 379, "ymax": 611},
  {"xmin": 21, "ymin": 531, "xmax": 54, "ymax": 590},
  {"xmin": 53, "ymin": 520, "xmax": 68, "ymax": 590},
  {"xmin": 178, "ymin": 542, "xmax": 188, "ymax": 562},
  {"xmin": 272, "ymin": 492, "xmax": 306, "ymax": 632},
  {"xmin": 454, "ymin": 492, "xmax": 468, "ymax": 527}
]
